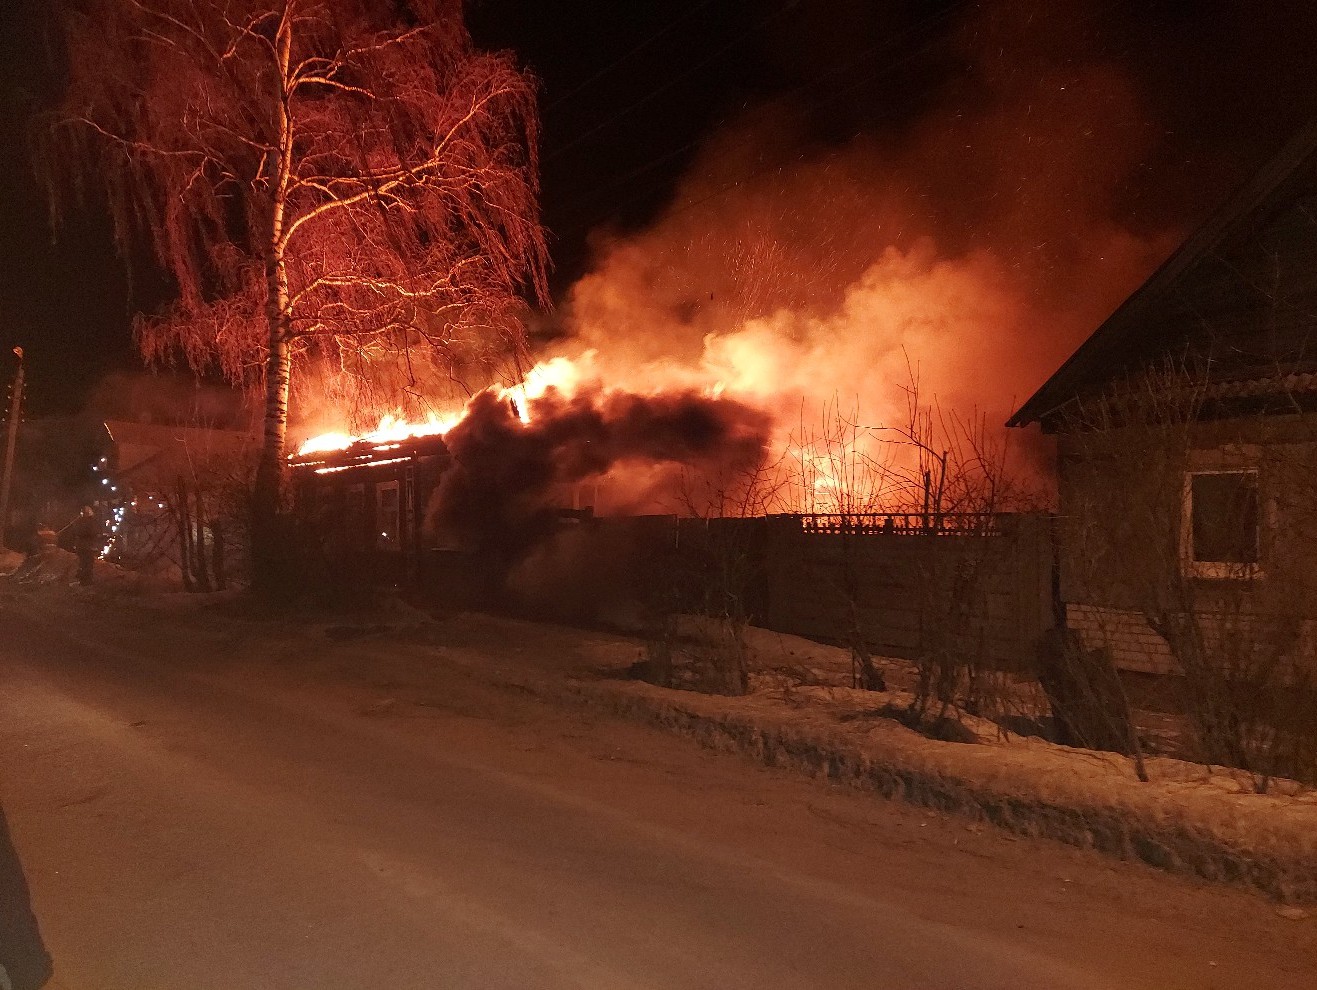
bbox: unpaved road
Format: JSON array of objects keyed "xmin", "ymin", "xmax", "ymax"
[{"xmin": 1, "ymin": 590, "xmax": 1314, "ymax": 989}]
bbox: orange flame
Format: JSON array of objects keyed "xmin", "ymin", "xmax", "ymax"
[{"xmin": 293, "ymin": 353, "xmax": 593, "ymax": 457}]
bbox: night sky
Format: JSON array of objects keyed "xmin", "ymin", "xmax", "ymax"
[{"xmin": 2, "ymin": 0, "xmax": 1317, "ymax": 415}]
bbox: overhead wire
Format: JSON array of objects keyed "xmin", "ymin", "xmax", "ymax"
[
  {"xmin": 543, "ymin": 0, "xmax": 807, "ymax": 165},
  {"xmin": 544, "ymin": 0, "xmax": 719, "ymax": 114}
]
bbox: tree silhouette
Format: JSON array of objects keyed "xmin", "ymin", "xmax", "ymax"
[{"xmin": 36, "ymin": 0, "xmax": 549, "ymax": 587}]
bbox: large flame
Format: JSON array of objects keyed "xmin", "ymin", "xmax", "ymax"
[
  {"xmin": 293, "ymin": 353, "xmax": 593, "ymax": 458},
  {"xmin": 296, "ymin": 412, "xmax": 460, "ymax": 457},
  {"xmin": 291, "ymin": 346, "xmax": 908, "ymax": 517}
]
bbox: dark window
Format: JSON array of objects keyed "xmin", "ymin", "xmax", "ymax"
[
  {"xmin": 1189, "ymin": 471, "xmax": 1259, "ymax": 564},
  {"xmin": 376, "ymin": 481, "xmax": 401, "ymax": 551},
  {"xmin": 345, "ymin": 483, "xmax": 368, "ymax": 551}
]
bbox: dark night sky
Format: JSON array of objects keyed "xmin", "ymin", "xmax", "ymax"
[{"xmin": 2, "ymin": 0, "xmax": 1317, "ymax": 415}]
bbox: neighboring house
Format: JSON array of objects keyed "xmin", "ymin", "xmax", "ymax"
[
  {"xmin": 1009, "ymin": 122, "xmax": 1317, "ymax": 675},
  {"xmin": 105, "ymin": 419, "xmax": 256, "ymax": 495},
  {"xmin": 103, "ymin": 419, "xmax": 257, "ymax": 583}
]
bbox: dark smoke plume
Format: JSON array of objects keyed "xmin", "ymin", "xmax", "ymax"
[{"xmin": 425, "ymin": 386, "xmax": 772, "ymax": 554}]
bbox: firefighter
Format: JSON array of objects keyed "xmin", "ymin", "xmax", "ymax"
[{"xmin": 69, "ymin": 505, "xmax": 103, "ymax": 586}]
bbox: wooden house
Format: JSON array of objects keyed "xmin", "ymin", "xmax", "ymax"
[
  {"xmin": 289, "ymin": 432, "xmax": 452, "ymax": 583},
  {"xmin": 1009, "ymin": 122, "xmax": 1317, "ymax": 675}
]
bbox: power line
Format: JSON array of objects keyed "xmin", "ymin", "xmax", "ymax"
[
  {"xmin": 544, "ymin": 0, "xmax": 719, "ymax": 114},
  {"xmin": 643, "ymin": 0, "xmax": 1115, "ymax": 231},
  {"xmin": 550, "ymin": 0, "xmax": 969, "ymax": 238}
]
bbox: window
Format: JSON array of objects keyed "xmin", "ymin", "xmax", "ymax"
[
  {"xmin": 345, "ymin": 483, "xmax": 368, "ymax": 551},
  {"xmin": 376, "ymin": 481, "xmax": 401, "ymax": 551},
  {"xmin": 1183, "ymin": 470, "xmax": 1260, "ymax": 577}
]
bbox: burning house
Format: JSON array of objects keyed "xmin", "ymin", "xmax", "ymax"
[
  {"xmin": 1009, "ymin": 120, "xmax": 1317, "ymax": 676},
  {"xmin": 289, "ymin": 428, "xmax": 452, "ymax": 583},
  {"xmin": 287, "ymin": 378, "xmax": 774, "ymax": 595},
  {"xmin": 288, "ymin": 374, "xmax": 1058, "ymax": 679}
]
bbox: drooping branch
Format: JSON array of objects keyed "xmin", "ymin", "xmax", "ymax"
[{"xmin": 39, "ymin": 0, "xmax": 549, "ymax": 407}]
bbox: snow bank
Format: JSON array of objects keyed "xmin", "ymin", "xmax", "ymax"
[
  {"xmin": 555, "ymin": 678, "xmax": 1317, "ymax": 901},
  {"xmin": 429, "ymin": 615, "xmax": 1317, "ymax": 902},
  {"xmin": 0, "ymin": 548, "xmax": 22, "ymax": 576}
]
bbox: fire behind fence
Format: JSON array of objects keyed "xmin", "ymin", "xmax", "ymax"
[{"xmin": 793, "ymin": 512, "xmax": 1010, "ymax": 537}]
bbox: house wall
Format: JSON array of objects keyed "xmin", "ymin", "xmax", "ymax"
[
  {"xmin": 293, "ymin": 451, "xmax": 448, "ymax": 583},
  {"xmin": 1056, "ymin": 410, "xmax": 1317, "ymax": 673}
]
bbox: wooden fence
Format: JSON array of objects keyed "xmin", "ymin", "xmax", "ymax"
[
  {"xmin": 755, "ymin": 513, "xmax": 1055, "ymax": 670},
  {"xmin": 488, "ymin": 511, "xmax": 1057, "ymax": 670}
]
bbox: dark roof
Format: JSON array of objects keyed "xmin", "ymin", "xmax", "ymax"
[
  {"xmin": 1009, "ymin": 119, "xmax": 1317, "ymax": 428},
  {"xmin": 104, "ymin": 419, "xmax": 257, "ymax": 488}
]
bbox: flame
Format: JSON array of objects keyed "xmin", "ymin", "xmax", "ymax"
[
  {"xmin": 294, "ymin": 354, "xmax": 593, "ymax": 457},
  {"xmin": 296, "ymin": 411, "xmax": 461, "ymax": 457}
]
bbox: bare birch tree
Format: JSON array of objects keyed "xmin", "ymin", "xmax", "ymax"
[{"xmin": 35, "ymin": 0, "xmax": 549, "ymax": 587}]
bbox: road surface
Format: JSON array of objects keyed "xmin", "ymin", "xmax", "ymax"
[{"xmin": 1, "ymin": 590, "xmax": 1313, "ymax": 989}]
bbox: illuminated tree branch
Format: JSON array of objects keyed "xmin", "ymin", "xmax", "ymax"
[{"xmin": 36, "ymin": 0, "xmax": 549, "ymax": 587}]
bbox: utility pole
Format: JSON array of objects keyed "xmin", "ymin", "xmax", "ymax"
[{"xmin": 0, "ymin": 347, "xmax": 24, "ymax": 550}]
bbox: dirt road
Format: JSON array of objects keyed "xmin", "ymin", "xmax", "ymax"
[{"xmin": 1, "ymin": 591, "xmax": 1313, "ymax": 988}]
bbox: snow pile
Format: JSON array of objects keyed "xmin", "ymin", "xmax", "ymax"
[
  {"xmin": 561, "ymin": 675, "xmax": 1317, "ymax": 901},
  {"xmin": 1, "ymin": 546, "xmax": 166, "ymax": 591},
  {"xmin": 412, "ymin": 612, "xmax": 1317, "ymax": 902},
  {"xmin": 4, "ymin": 547, "xmax": 82, "ymax": 584},
  {"xmin": 0, "ymin": 548, "xmax": 23, "ymax": 576}
]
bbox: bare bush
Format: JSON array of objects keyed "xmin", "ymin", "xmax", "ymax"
[
  {"xmin": 632, "ymin": 453, "xmax": 789, "ymax": 697},
  {"xmin": 785, "ymin": 381, "xmax": 1049, "ymax": 736},
  {"xmin": 789, "ymin": 396, "xmax": 897, "ymax": 691},
  {"xmin": 900, "ymin": 400, "xmax": 1036, "ymax": 729}
]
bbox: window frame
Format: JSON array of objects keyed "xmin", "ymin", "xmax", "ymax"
[
  {"xmin": 375, "ymin": 479, "xmax": 402, "ymax": 552},
  {"xmin": 1180, "ymin": 466, "xmax": 1263, "ymax": 580}
]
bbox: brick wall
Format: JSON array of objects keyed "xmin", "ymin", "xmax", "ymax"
[{"xmin": 1065, "ymin": 603, "xmax": 1178, "ymax": 674}]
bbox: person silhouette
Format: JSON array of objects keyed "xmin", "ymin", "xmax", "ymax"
[
  {"xmin": 69, "ymin": 506, "xmax": 103, "ymax": 586},
  {"xmin": 0, "ymin": 801, "xmax": 53, "ymax": 989}
]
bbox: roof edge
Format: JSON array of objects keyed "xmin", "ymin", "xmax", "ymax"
[{"xmin": 1007, "ymin": 116, "xmax": 1317, "ymax": 429}]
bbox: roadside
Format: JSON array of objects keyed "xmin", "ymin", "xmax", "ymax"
[
  {"xmin": 3, "ymin": 582, "xmax": 1317, "ymax": 989},
  {"xmin": 370, "ymin": 608, "xmax": 1317, "ymax": 904},
  {"xmin": 7, "ymin": 578, "xmax": 1317, "ymax": 904}
]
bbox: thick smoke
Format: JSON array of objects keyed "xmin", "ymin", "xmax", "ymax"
[
  {"xmin": 86, "ymin": 371, "xmax": 256, "ymax": 430},
  {"xmin": 306, "ymin": 1, "xmax": 1198, "ymax": 531},
  {"xmin": 551, "ymin": 3, "xmax": 1183, "ymax": 493},
  {"xmin": 426, "ymin": 386, "xmax": 772, "ymax": 553}
]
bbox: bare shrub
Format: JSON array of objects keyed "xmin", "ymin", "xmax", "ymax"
[
  {"xmin": 789, "ymin": 396, "xmax": 897, "ymax": 691},
  {"xmin": 784, "ymin": 380, "xmax": 1052, "ymax": 738},
  {"xmin": 633, "ymin": 453, "xmax": 789, "ymax": 697},
  {"xmin": 901, "ymin": 404, "xmax": 1036, "ymax": 730},
  {"xmin": 110, "ymin": 430, "xmax": 254, "ymax": 592}
]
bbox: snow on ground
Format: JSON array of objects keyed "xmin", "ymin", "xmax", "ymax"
[
  {"xmin": 6, "ymin": 579, "xmax": 1315, "ymax": 901},
  {"xmin": 0, "ymin": 548, "xmax": 22, "ymax": 576},
  {"xmin": 1, "ymin": 546, "xmax": 182, "ymax": 593},
  {"xmin": 357, "ymin": 609, "xmax": 1317, "ymax": 900}
]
